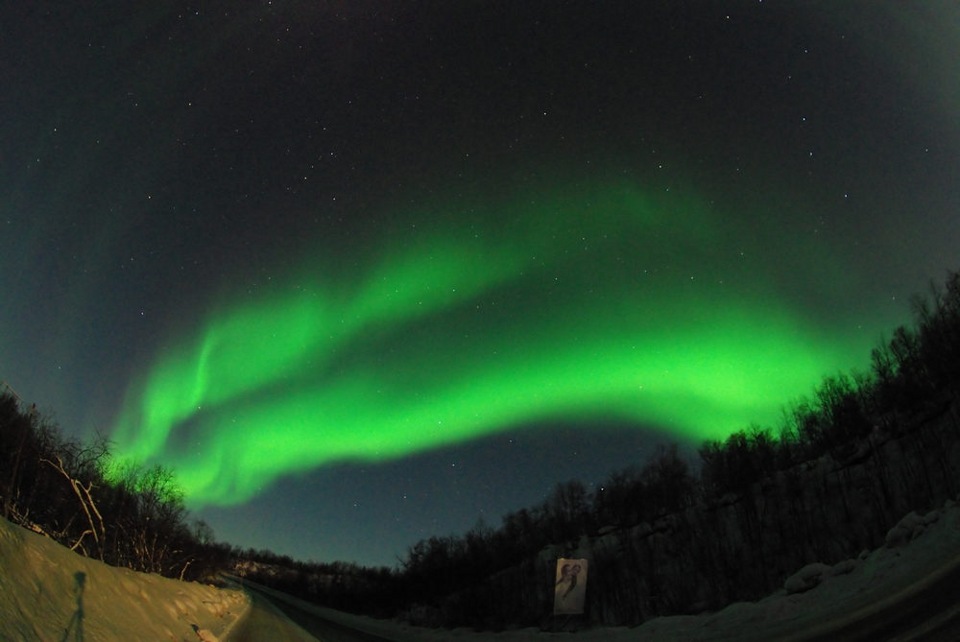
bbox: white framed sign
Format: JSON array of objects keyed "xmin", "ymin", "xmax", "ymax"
[{"xmin": 553, "ymin": 558, "xmax": 588, "ymax": 615}]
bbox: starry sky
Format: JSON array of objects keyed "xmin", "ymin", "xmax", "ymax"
[{"xmin": 2, "ymin": 1, "xmax": 959, "ymax": 568}]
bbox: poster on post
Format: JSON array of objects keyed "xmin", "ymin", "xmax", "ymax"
[{"xmin": 553, "ymin": 558, "xmax": 588, "ymax": 615}]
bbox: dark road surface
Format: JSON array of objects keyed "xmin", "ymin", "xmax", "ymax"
[
  {"xmin": 230, "ymin": 587, "xmax": 317, "ymax": 642},
  {"xmin": 789, "ymin": 551, "xmax": 960, "ymax": 642},
  {"xmin": 228, "ymin": 550, "xmax": 960, "ymax": 642},
  {"xmin": 229, "ymin": 577, "xmax": 396, "ymax": 642}
]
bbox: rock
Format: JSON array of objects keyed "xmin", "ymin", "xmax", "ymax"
[{"xmin": 784, "ymin": 562, "xmax": 832, "ymax": 594}]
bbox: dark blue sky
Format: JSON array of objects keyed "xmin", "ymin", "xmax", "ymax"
[{"xmin": 2, "ymin": 1, "xmax": 959, "ymax": 566}]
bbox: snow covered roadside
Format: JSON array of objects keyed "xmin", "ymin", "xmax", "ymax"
[
  {"xmin": 640, "ymin": 499, "xmax": 960, "ymax": 642},
  {"xmin": 2, "ymin": 499, "xmax": 957, "ymax": 641},
  {"xmin": 267, "ymin": 499, "xmax": 960, "ymax": 641},
  {"xmin": 0, "ymin": 517, "xmax": 249, "ymax": 641}
]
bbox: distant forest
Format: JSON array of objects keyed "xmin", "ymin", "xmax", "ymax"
[
  {"xmin": 2, "ymin": 270, "xmax": 959, "ymax": 628},
  {"xmin": 233, "ymin": 270, "xmax": 960, "ymax": 627}
]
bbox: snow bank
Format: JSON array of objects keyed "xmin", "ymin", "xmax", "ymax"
[
  {"xmin": 3, "ymin": 499, "xmax": 958, "ymax": 640},
  {"xmin": 0, "ymin": 517, "xmax": 248, "ymax": 641},
  {"xmin": 257, "ymin": 499, "xmax": 960, "ymax": 641}
]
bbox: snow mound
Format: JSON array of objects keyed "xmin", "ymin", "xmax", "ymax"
[
  {"xmin": 784, "ymin": 562, "xmax": 833, "ymax": 594},
  {"xmin": 0, "ymin": 517, "xmax": 248, "ymax": 641}
]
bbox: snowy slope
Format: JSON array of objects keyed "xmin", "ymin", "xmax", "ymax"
[
  {"xmin": 3, "ymin": 500, "xmax": 959, "ymax": 641},
  {"xmin": 0, "ymin": 517, "xmax": 248, "ymax": 641}
]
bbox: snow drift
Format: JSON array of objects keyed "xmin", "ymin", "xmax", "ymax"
[{"xmin": 0, "ymin": 516, "xmax": 248, "ymax": 641}]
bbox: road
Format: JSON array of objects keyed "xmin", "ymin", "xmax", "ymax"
[
  {"xmin": 227, "ymin": 551, "xmax": 960, "ymax": 642},
  {"xmin": 770, "ymin": 551, "xmax": 960, "ymax": 642},
  {"xmin": 229, "ymin": 578, "xmax": 397, "ymax": 642},
  {"xmin": 228, "ymin": 587, "xmax": 317, "ymax": 642},
  {"xmin": 805, "ymin": 552, "xmax": 960, "ymax": 642}
]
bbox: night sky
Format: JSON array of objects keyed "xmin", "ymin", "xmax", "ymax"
[{"xmin": 2, "ymin": 1, "xmax": 959, "ymax": 568}]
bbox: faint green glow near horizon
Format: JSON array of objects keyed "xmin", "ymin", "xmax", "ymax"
[{"xmin": 109, "ymin": 181, "xmax": 886, "ymax": 507}]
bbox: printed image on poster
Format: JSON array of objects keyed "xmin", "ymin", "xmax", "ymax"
[{"xmin": 553, "ymin": 558, "xmax": 588, "ymax": 615}]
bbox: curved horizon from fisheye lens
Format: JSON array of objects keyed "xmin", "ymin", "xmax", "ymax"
[{"xmin": 6, "ymin": 0, "xmax": 956, "ymax": 565}]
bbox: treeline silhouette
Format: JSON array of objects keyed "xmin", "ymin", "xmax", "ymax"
[
  {"xmin": 237, "ymin": 270, "xmax": 960, "ymax": 629},
  {"xmin": 229, "ymin": 445, "xmax": 694, "ymax": 618},
  {"xmin": 699, "ymin": 271, "xmax": 960, "ymax": 498},
  {"xmin": 0, "ymin": 390, "xmax": 230, "ymax": 581},
  {"xmin": 3, "ymin": 269, "xmax": 959, "ymax": 629}
]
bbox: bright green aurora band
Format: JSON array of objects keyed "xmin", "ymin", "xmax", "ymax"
[{"xmin": 109, "ymin": 182, "xmax": 882, "ymax": 507}]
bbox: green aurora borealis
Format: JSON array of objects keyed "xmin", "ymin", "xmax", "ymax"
[
  {"xmin": 5, "ymin": 0, "xmax": 957, "ymax": 566},
  {"xmin": 109, "ymin": 182, "xmax": 884, "ymax": 507}
]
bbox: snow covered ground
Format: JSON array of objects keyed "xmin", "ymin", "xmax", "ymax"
[
  {"xmin": 0, "ymin": 517, "xmax": 248, "ymax": 641},
  {"xmin": 2, "ymin": 500, "xmax": 959, "ymax": 640}
]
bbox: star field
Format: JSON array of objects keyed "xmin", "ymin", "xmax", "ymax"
[{"xmin": 1, "ymin": 1, "xmax": 959, "ymax": 566}]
